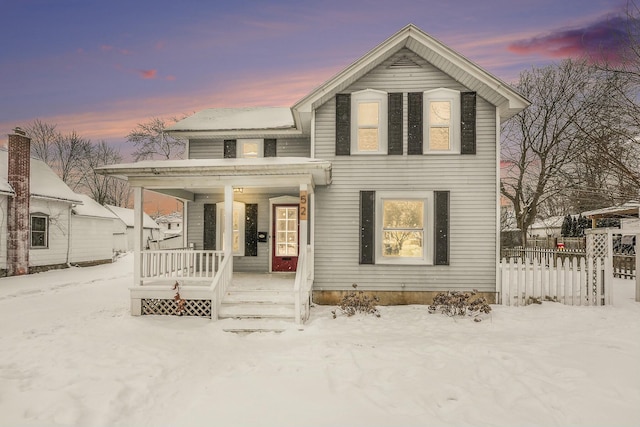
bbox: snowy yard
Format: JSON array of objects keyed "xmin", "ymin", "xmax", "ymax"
[{"xmin": 0, "ymin": 254, "xmax": 639, "ymax": 427}]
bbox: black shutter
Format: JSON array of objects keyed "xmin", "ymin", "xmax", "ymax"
[
  {"xmin": 245, "ymin": 204, "xmax": 258, "ymax": 256},
  {"xmin": 434, "ymin": 191, "xmax": 449, "ymax": 265},
  {"xmin": 223, "ymin": 140, "xmax": 237, "ymax": 158},
  {"xmin": 360, "ymin": 191, "xmax": 375, "ymax": 264},
  {"xmin": 264, "ymin": 139, "xmax": 277, "ymax": 157},
  {"xmin": 461, "ymin": 92, "xmax": 476, "ymax": 154},
  {"xmin": 335, "ymin": 93, "xmax": 351, "ymax": 156},
  {"xmin": 388, "ymin": 92, "xmax": 403, "ymax": 155},
  {"xmin": 203, "ymin": 204, "xmax": 216, "ymax": 250},
  {"xmin": 408, "ymin": 92, "xmax": 423, "ymax": 155}
]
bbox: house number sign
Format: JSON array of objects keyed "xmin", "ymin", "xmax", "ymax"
[{"xmin": 300, "ymin": 191, "xmax": 308, "ymax": 220}]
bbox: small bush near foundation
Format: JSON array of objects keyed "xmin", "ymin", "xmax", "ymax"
[
  {"xmin": 332, "ymin": 284, "xmax": 380, "ymax": 318},
  {"xmin": 428, "ymin": 290, "xmax": 491, "ymax": 322}
]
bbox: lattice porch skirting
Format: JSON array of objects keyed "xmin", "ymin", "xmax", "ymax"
[{"xmin": 141, "ymin": 298, "xmax": 212, "ymax": 317}]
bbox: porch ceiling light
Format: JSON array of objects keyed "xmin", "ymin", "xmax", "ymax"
[{"xmin": 233, "ymin": 187, "xmax": 243, "ymax": 193}]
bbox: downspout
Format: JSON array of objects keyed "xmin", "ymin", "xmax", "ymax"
[
  {"xmin": 495, "ymin": 107, "xmax": 501, "ymax": 303},
  {"xmin": 66, "ymin": 204, "xmax": 72, "ymax": 266}
]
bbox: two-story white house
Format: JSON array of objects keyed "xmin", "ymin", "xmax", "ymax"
[{"xmin": 98, "ymin": 24, "xmax": 528, "ymax": 324}]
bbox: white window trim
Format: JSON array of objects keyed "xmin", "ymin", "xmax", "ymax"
[
  {"xmin": 351, "ymin": 89, "xmax": 388, "ymax": 155},
  {"xmin": 237, "ymin": 139, "xmax": 263, "ymax": 158},
  {"xmin": 423, "ymin": 88, "xmax": 460, "ymax": 154},
  {"xmin": 375, "ymin": 191, "xmax": 433, "ymax": 265},
  {"xmin": 216, "ymin": 201, "xmax": 245, "ymax": 256},
  {"xmin": 30, "ymin": 213, "xmax": 49, "ymax": 249}
]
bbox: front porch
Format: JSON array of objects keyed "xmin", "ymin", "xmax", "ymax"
[
  {"xmin": 129, "ymin": 246, "xmax": 313, "ymax": 324},
  {"xmin": 97, "ymin": 158, "xmax": 330, "ymax": 325}
]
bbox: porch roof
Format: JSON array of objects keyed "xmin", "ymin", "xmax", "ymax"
[
  {"xmin": 583, "ymin": 201, "xmax": 640, "ymax": 219},
  {"xmin": 96, "ymin": 157, "xmax": 332, "ymax": 195}
]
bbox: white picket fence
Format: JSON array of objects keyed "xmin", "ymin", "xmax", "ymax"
[{"xmin": 499, "ymin": 257, "xmax": 611, "ymax": 306}]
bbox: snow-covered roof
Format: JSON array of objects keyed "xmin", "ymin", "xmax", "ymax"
[
  {"xmin": 583, "ymin": 201, "xmax": 640, "ymax": 219},
  {"xmin": 72, "ymin": 194, "xmax": 118, "ymax": 220},
  {"xmin": 166, "ymin": 107, "xmax": 295, "ymax": 132},
  {"xmin": 0, "ymin": 177, "xmax": 13, "ymax": 196},
  {"xmin": 155, "ymin": 212, "xmax": 183, "ymax": 224},
  {"xmin": 530, "ymin": 215, "xmax": 566, "ymax": 230},
  {"xmin": 0, "ymin": 149, "xmax": 83, "ymax": 203},
  {"xmin": 96, "ymin": 157, "xmax": 332, "ymax": 186},
  {"xmin": 105, "ymin": 205, "xmax": 160, "ymax": 229}
]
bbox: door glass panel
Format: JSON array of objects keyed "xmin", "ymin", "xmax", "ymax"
[{"xmin": 275, "ymin": 206, "xmax": 298, "ymax": 256}]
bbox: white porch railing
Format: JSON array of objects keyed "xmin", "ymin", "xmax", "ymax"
[
  {"xmin": 210, "ymin": 251, "xmax": 233, "ymax": 321},
  {"xmin": 499, "ymin": 257, "xmax": 611, "ymax": 306},
  {"xmin": 294, "ymin": 246, "xmax": 314, "ymax": 324},
  {"xmin": 141, "ymin": 249, "xmax": 223, "ymax": 282}
]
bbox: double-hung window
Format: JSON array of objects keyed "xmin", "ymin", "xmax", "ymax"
[
  {"xmin": 375, "ymin": 191, "xmax": 433, "ymax": 265},
  {"xmin": 238, "ymin": 139, "xmax": 263, "ymax": 158},
  {"xmin": 351, "ymin": 89, "xmax": 388, "ymax": 154},
  {"xmin": 423, "ymin": 88, "xmax": 460, "ymax": 154},
  {"xmin": 30, "ymin": 214, "xmax": 48, "ymax": 248}
]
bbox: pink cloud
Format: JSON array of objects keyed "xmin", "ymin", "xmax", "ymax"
[
  {"xmin": 165, "ymin": 75, "xmax": 176, "ymax": 81},
  {"xmin": 139, "ymin": 69, "xmax": 158, "ymax": 79},
  {"xmin": 155, "ymin": 41, "xmax": 166, "ymax": 50},
  {"xmin": 101, "ymin": 45, "xmax": 114, "ymax": 52},
  {"xmin": 508, "ymin": 15, "xmax": 632, "ymax": 63}
]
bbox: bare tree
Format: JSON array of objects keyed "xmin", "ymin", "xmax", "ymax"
[
  {"xmin": 51, "ymin": 130, "xmax": 92, "ymax": 190},
  {"xmin": 24, "ymin": 119, "xmax": 59, "ymax": 164},
  {"xmin": 127, "ymin": 117, "xmax": 185, "ymax": 161},
  {"xmin": 78, "ymin": 141, "xmax": 131, "ymax": 207},
  {"xmin": 501, "ymin": 59, "xmax": 622, "ymax": 244}
]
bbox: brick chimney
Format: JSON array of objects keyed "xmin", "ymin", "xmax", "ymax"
[{"xmin": 7, "ymin": 128, "xmax": 31, "ymax": 276}]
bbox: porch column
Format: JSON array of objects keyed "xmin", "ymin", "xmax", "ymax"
[
  {"xmin": 132, "ymin": 186, "xmax": 144, "ymax": 315},
  {"xmin": 224, "ymin": 185, "xmax": 233, "ymax": 255},
  {"xmin": 299, "ymin": 184, "xmax": 309, "ymax": 253}
]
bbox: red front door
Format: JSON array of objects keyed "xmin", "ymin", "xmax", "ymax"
[{"xmin": 272, "ymin": 204, "xmax": 299, "ymax": 272}]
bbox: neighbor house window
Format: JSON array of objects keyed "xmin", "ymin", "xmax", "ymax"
[
  {"xmin": 351, "ymin": 89, "xmax": 388, "ymax": 154},
  {"xmin": 424, "ymin": 88, "xmax": 460, "ymax": 153},
  {"xmin": 238, "ymin": 139, "xmax": 263, "ymax": 158},
  {"xmin": 30, "ymin": 214, "xmax": 48, "ymax": 248},
  {"xmin": 216, "ymin": 202, "xmax": 246, "ymax": 256},
  {"xmin": 375, "ymin": 192, "xmax": 432, "ymax": 265}
]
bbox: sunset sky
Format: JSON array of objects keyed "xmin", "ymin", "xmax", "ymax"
[{"xmin": 0, "ymin": 0, "xmax": 629, "ymax": 160}]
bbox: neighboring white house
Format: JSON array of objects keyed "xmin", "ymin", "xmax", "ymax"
[
  {"xmin": 105, "ymin": 205, "xmax": 160, "ymax": 250},
  {"xmin": 1, "ymin": 138, "xmax": 116, "ymax": 276},
  {"xmin": 155, "ymin": 211, "xmax": 183, "ymax": 239},
  {"xmin": 70, "ymin": 194, "xmax": 118, "ymax": 265}
]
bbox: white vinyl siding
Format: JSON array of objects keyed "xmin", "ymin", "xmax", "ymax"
[
  {"xmin": 70, "ymin": 216, "xmax": 114, "ymax": 263},
  {"xmin": 0, "ymin": 196, "xmax": 8, "ymax": 271},
  {"xmin": 189, "ymin": 137, "xmax": 310, "ymax": 159},
  {"xmin": 312, "ymin": 49, "xmax": 497, "ymax": 293},
  {"xmin": 28, "ymin": 199, "xmax": 71, "ymax": 267}
]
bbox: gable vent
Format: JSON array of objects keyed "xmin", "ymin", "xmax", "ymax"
[{"xmin": 389, "ymin": 56, "xmax": 421, "ymax": 69}]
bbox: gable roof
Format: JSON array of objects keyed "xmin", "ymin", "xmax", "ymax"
[
  {"xmin": 0, "ymin": 149, "xmax": 83, "ymax": 203},
  {"xmin": 293, "ymin": 24, "xmax": 529, "ymax": 122},
  {"xmin": 72, "ymin": 194, "xmax": 119, "ymax": 219},
  {"xmin": 105, "ymin": 204, "xmax": 160, "ymax": 229}
]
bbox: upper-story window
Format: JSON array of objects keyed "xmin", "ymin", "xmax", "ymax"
[
  {"xmin": 351, "ymin": 89, "xmax": 388, "ymax": 154},
  {"xmin": 238, "ymin": 139, "xmax": 263, "ymax": 158},
  {"xmin": 423, "ymin": 88, "xmax": 460, "ymax": 154}
]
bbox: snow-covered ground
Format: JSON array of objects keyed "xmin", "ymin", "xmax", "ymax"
[{"xmin": 1, "ymin": 254, "xmax": 638, "ymax": 427}]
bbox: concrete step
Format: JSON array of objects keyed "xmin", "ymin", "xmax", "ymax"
[
  {"xmin": 224, "ymin": 289, "xmax": 295, "ymax": 304},
  {"xmin": 219, "ymin": 302, "xmax": 296, "ymax": 319},
  {"xmin": 217, "ymin": 318, "xmax": 303, "ymax": 333}
]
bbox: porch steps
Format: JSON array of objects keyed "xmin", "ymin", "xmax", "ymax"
[{"xmin": 218, "ymin": 273, "xmax": 297, "ymax": 325}]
